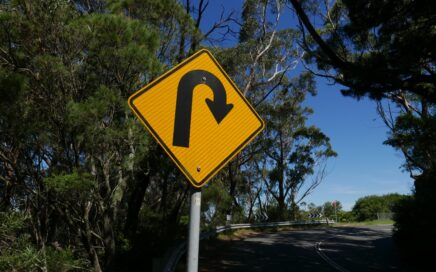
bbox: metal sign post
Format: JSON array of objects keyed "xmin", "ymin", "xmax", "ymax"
[{"xmin": 187, "ymin": 188, "xmax": 201, "ymax": 272}]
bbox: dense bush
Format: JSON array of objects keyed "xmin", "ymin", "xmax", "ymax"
[
  {"xmin": 0, "ymin": 212, "xmax": 88, "ymax": 271},
  {"xmin": 336, "ymin": 211, "xmax": 355, "ymax": 222},
  {"xmin": 393, "ymin": 170, "xmax": 436, "ymax": 268},
  {"xmin": 352, "ymin": 193, "xmax": 406, "ymax": 221}
]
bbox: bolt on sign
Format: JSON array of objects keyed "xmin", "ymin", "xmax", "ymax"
[{"xmin": 128, "ymin": 49, "xmax": 264, "ymax": 188}]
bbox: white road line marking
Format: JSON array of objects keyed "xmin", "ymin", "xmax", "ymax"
[{"xmin": 315, "ymin": 236, "xmax": 349, "ymax": 272}]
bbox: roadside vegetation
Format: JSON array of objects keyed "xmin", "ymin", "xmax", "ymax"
[
  {"xmin": 0, "ymin": 1, "xmax": 335, "ymax": 270},
  {"xmin": 352, "ymin": 194, "xmax": 406, "ymax": 221},
  {"xmin": 297, "ymin": 194, "xmax": 405, "ymax": 224}
]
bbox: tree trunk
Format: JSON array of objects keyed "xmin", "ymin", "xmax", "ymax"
[
  {"xmin": 278, "ymin": 198, "xmax": 285, "ymax": 220},
  {"xmin": 227, "ymin": 162, "xmax": 239, "ymax": 216},
  {"xmin": 124, "ymin": 170, "xmax": 150, "ymax": 238},
  {"xmin": 103, "ymin": 208, "xmax": 115, "ymax": 271},
  {"xmin": 82, "ymin": 201, "xmax": 103, "ymax": 272},
  {"xmin": 164, "ymin": 186, "xmax": 189, "ymax": 242},
  {"xmin": 290, "ymin": 190, "xmax": 298, "ymax": 220},
  {"xmin": 100, "ymin": 160, "xmax": 116, "ymax": 271},
  {"xmin": 278, "ymin": 166, "xmax": 286, "ymax": 220}
]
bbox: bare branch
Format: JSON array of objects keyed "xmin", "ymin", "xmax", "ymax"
[
  {"xmin": 289, "ymin": 0, "xmax": 349, "ymax": 70},
  {"xmin": 296, "ymin": 163, "xmax": 328, "ymax": 204},
  {"xmin": 243, "ymin": 1, "xmax": 282, "ymax": 95}
]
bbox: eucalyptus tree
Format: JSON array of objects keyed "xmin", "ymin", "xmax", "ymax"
[
  {"xmin": 210, "ymin": 0, "xmax": 311, "ymax": 221},
  {"xmin": 217, "ymin": 0, "xmax": 336, "ymax": 221},
  {"xmin": 255, "ymin": 84, "xmax": 336, "ymax": 220}
]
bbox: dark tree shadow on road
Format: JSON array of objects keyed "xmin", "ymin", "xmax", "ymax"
[
  {"xmin": 198, "ymin": 229, "xmax": 337, "ymax": 272},
  {"xmin": 194, "ymin": 227, "xmax": 413, "ymax": 272}
]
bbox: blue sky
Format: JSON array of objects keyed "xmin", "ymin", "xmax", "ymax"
[
  {"xmin": 302, "ymin": 79, "xmax": 413, "ymax": 210},
  {"xmin": 193, "ymin": 0, "xmax": 413, "ymax": 210}
]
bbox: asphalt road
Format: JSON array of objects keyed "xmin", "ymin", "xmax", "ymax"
[{"xmin": 199, "ymin": 225, "xmax": 405, "ymax": 272}]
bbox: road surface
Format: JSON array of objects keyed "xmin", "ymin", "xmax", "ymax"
[{"xmin": 199, "ymin": 225, "xmax": 405, "ymax": 271}]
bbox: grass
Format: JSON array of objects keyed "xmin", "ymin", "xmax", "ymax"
[
  {"xmin": 216, "ymin": 228, "xmax": 260, "ymax": 241},
  {"xmin": 333, "ymin": 219, "xmax": 394, "ymax": 227},
  {"xmin": 215, "ymin": 225, "xmax": 324, "ymax": 241}
]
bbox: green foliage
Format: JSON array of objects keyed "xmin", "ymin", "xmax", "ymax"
[
  {"xmin": 322, "ymin": 201, "xmax": 342, "ymax": 219},
  {"xmin": 0, "ymin": 245, "xmax": 40, "ymax": 272},
  {"xmin": 264, "ymin": 202, "xmax": 290, "ymax": 221},
  {"xmin": 0, "ymin": 246, "xmax": 88, "ymax": 272},
  {"xmin": 116, "ymin": 233, "xmax": 132, "ymax": 253},
  {"xmin": 336, "ymin": 211, "xmax": 354, "ymax": 222},
  {"xmin": 352, "ymin": 193, "xmax": 406, "ymax": 221},
  {"xmin": 107, "ymin": 0, "xmax": 196, "ymax": 64},
  {"xmin": 0, "ymin": 212, "xmax": 88, "ymax": 271},
  {"xmin": 44, "ymin": 171, "xmax": 94, "ymax": 193},
  {"xmin": 0, "ymin": 212, "xmax": 28, "ymax": 234},
  {"xmin": 45, "ymin": 247, "xmax": 89, "ymax": 272},
  {"xmin": 239, "ymin": 0, "xmax": 260, "ymax": 43},
  {"xmin": 202, "ymin": 181, "xmax": 233, "ymax": 225},
  {"xmin": 0, "ymin": 0, "xmax": 166, "ymax": 270},
  {"xmin": 0, "ymin": 0, "xmax": 339, "ymax": 270},
  {"xmin": 299, "ymin": 0, "xmax": 435, "ymax": 102},
  {"xmin": 384, "ymin": 112, "xmax": 436, "ymax": 172},
  {"xmin": 300, "ymin": 201, "xmax": 353, "ymax": 222},
  {"xmin": 258, "ymin": 86, "xmax": 337, "ymax": 220},
  {"xmin": 206, "ymin": 0, "xmax": 337, "ymax": 223}
]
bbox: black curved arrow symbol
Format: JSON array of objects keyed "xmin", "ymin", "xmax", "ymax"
[{"xmin": 173, "ymin": 70, "xmax": 233, "ymax": 148}]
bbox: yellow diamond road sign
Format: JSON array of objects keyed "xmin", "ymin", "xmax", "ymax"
[{"xmin": 128, "ymin": 49, "xmax": 264, "ymax": 188}]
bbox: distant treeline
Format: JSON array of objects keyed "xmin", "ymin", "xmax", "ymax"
[
  {"xmin": 352, "ymin": 193, "xmax": 406, "ymax": 221},
  {"xmin": 299, "ymin": 194, "xmax": 407, "ymax": 223}
]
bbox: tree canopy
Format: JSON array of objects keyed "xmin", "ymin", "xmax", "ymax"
[
  {"xmin": 0, "ymin": 0, "xmax": 336, "ymax": 270},
  {"xmin": 290, "ymin": 0, "xmax": 436, "ymax": 103},
  {"xmin": 352, "ymin": 194, "xmax": 405, "ymax": 221}
]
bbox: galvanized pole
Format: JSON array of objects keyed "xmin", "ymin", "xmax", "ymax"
[{"xmin": 187, "ymin": 188, "xmax": 201, "ymax": 272}]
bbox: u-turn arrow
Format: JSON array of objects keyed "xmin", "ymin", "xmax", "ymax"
[{"xmin": 173, "ymin": 70, "xmax": 233, "ymax": 148}]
